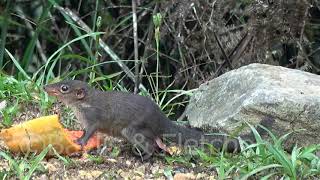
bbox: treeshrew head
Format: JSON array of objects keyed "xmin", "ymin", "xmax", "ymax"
[{"xmin": 44, "ymin": 80, "xmax": 90, "ymax": 106}]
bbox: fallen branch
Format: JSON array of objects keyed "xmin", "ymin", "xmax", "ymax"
[{"xmin": 132, "ymin": 0, "xmax": 140, "ymax": 94}]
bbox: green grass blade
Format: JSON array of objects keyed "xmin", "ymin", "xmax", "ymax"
[
  {"xmin": 290, "ymin": 145, "xmax": 299, "ymax": 173},
  {"xmin": 60, "ymin": 54, "xmax": 92, "ymax": 64},
  {"xmin": 44, "ymin": 31, "xmax": 104, "ymax": 65},
  {"xmin": 21, "ymin": 33, "xmax": 38, "ymax": 70},
  {"xmin": 298, "ymin": 144, "xmax": 320, "ymax": 160},
  {"xmin": 246, "ymin": 121, "xmax": 263, "ymax": 143},
  {"xmin": 24, "ymin": 144, "xmax": 51, "ymax": 180},
  {"xmin": 160, "ymin": 89, "xmax": 196, "ymax": 110},
  {"xmin": 5, "ymin": 49, "xmax": 30, "ymax": 80},
  {"xmin": 48, "ymin": 0, "xmax": 94, "ymax": 58},
  {"xmin": 51, "ymin": 146, "xmax": 72, "ymax": 165},
  {"xmin": 39, "ymin": 31, "xmax": 104, "ymax": 84},
  {"xmin": 240, "ymin": 164, "xmax": 282, "ymax": 180},
  {"xmin": 0, "ymin": 152, "xmax": 19, "ymax": 171},
  {"xmin": 258, "ymin": 123, "xmax": 278, "ymax": 143},
  {"xmin": 62, "ymin": 17, "xmax": 94, "ymax": 58},
  {"xmin": 259, "ymin": 172, "xmax": 278, "ymax": 180},
  {"xmin": 267, "ymin": 144, "xmax": 296, "ymax": 178}
]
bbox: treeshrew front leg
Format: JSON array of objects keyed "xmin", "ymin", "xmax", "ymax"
[{"xmin": 75, "ymin": 123, "xmax": 98, "ymax": 148}]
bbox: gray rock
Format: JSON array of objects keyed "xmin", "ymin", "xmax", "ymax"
[{"xmin": 185, "ymin": 63, "xmax": 320, "ymax": 148}]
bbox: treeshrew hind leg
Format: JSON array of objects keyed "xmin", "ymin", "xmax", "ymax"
[{"xmin": 121, "ymin": 126, "xmax": 156, "ymax": 161}]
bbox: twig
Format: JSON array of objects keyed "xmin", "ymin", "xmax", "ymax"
[
  {"xmin": 52, "ymin": 5, "xmax": 147, "ymax": 91},
  {"xmin": 229, "ymin": 33, "xmax": 253, "ymax": 62},
  {"xmin": 48, "ymin": 12, "xmax": 74, "ymax": 76},
  {"xmin": 177, "ymin": 109, "xmax": 187, "ymax": 122},
  {"xmin": 214, "ymin": 32, "xmax": 253, "ymax": 77},
  {"xmin": 132, "ymin": 0, "xmax": 140, "ymax": 94},
  {"xmin": 140, "ymin": 4, "xmax": 159, "ymax": 85},
  {"xmin": 297, "ymin": 41, "xmax": 320, "ymax": 71},
  {"xmin": 116, "ymin": 7, "xmax": 149, "ymax": 62},
  {"xmin": 213, "ymin": 31, "xmax": 233, "ymax": 70},
  {"xmin": 296, "ymin": 5, "xmax": 308, "ymax": 69},
  {"xmin": 286, "ymin": 46, "xmax": 320, "ymax": 65}
]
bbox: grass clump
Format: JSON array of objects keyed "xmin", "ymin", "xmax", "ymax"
[
  {"xmin": 0, "ymin": 145, "xmax": 50, "ymax": 180},
  {"xmin": 0, "ymin": 75, "xmax": 53, "ymax": 127},
  {"xmin": 165, "ymin": 125, "xmax": 320, "ymax": 179}
]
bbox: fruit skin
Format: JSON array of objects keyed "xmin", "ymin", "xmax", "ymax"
[{"xmin": 0, "ymin": 114, "xmax": 101, "ymax": 156}]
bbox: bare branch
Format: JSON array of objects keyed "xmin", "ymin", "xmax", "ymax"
[
  {"xmin": 132, "ymin": 0, "xmax": 140, "ymax": 94},
  {"xmin": 213, "ymin": 31, "xmax": 233, "ymax": 70}
]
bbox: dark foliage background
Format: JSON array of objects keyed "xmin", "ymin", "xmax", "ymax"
[{"xmin": 0, "ymin": 0, "xmax": 319, "ymax": 117}]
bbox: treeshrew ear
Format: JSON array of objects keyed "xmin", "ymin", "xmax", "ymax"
[{"xmin": 76, "ymin": 88, "xmax": 86, "ymax": 99}]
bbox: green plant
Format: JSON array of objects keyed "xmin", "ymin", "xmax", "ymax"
[
  {"xmin": 87, "ymin": 154, "xmax": 104, "ymax": 164},
  {"xmin": 110, "ymin": 146, "xmax": 121, "ymax": 158},
  {"xmin": 163, "ymin": 167, "xmax": 173, "ymax": 179},
  {"xmin": 152, "ymin": 13, "xmax": 162, "ymax": 104},
  {"xmin": 0, "ymin": 75, "xmax": 54, "ymax": 127},
  {"xmin": 0, "ymin": 101, "xmax": 18, "ymax": 127},
  {"xmin": 0, "ymin": 145, "xmax": 51, "ymax": 180},
  {"xmin": 164, "ymin": 124, "xmax": 320, "ymax": 179}
]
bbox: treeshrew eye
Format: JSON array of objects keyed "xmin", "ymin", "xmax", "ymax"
[{"xmin": 60, "ymin": 85, "xmax": 69, "ymax": 93}]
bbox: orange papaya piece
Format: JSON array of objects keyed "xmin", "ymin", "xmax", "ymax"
[{"xmin": 0, "ymin": 115, "xmax": 102, "ymax": 156}]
